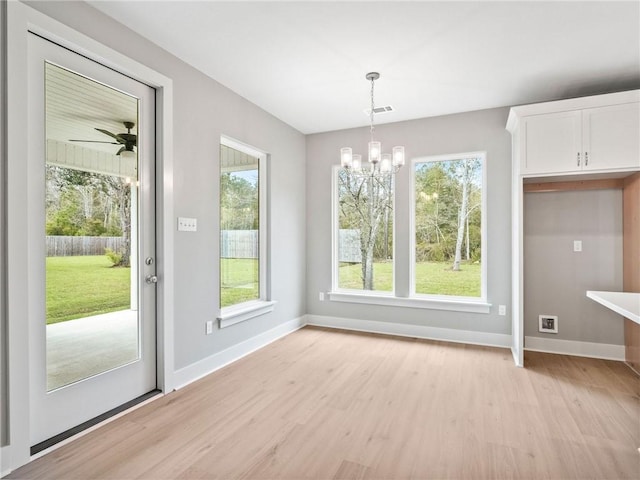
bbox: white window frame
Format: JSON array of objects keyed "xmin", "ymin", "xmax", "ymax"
[
  {"xmin": 217, "ymin": 136, "xmax": 274, "ymax": 328},
  {"xmin": 331, "ymin": 165, "xmax": 396, "ymax": 297},
  {"xmin": 409, "ymin": 151, "xmax": 488, "ymax": 305},
  {"xmin": 329, "ymin": 154, "xmax": 490, "ymax": 314}
]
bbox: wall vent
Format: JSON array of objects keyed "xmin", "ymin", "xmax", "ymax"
[{"xmin": 364, "ymin": 106, "xmax": 394, "ymax": 115}]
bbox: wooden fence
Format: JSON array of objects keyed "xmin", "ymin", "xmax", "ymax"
[
  {"xmin": 46, "ymin": 236, "xmax": 124, "ymax": 257},
  {"xmin": 219, "ymin": 230, "xmax": 362, "ymax": 262},
  {"xmin": 339, "ymin": 229, "xmax": 361, "ymax": 263},
  {"xmin": 46, "ymin": 230, "xmax": 362, "ymax": 260},
  {"xmin": 221, "ymin": 230, "xmax": 258, "ymax": 259}
]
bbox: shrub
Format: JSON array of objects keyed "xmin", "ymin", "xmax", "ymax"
[{"xmin": 104, "ymin": 248, "xmax": 123, "ymax": 266}]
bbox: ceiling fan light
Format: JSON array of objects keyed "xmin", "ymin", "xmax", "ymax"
[{"xmin": 121, "ymin": 149, "xmax": 136, "ymax": 160}]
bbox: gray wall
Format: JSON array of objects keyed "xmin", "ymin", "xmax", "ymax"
[
  {"xmin": 306, "ymin": 107, "xmax": 513, "ymax": 335},
  {"xmin": 524, "ymin": 189, "xmax": 624, "ymax": 344},
  {"xmin": 21, "ymin": 1, "xmax": 307, "ymax": 370},
  {"xmin": 1, "ymin": 0, "xmax": 7, "ymax": 448}
]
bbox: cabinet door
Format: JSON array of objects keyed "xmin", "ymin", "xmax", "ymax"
[
  {"xmin": 522, "ymin": 111, "xmax": 582, "ymax": 175},
  {"xmin": 583, "ymin": 103, "xmax": 640, "ymax": 171}
]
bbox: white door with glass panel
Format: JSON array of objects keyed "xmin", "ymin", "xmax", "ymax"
[{"xmin": 28, "ymin": 34, "xmax": 157, "ymax": 446}]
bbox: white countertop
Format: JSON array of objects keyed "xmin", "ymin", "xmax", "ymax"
[{"xmin": 586, "ymin": 291, "xmax": 640, "ymax": 325}]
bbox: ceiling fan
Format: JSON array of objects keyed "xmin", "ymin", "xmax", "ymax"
[{"xmin": 70, "ymin": 121, "xmax": 137, "ymax": 156}]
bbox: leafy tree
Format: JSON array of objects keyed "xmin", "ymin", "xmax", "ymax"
[
  {"xmin": 414, "ymin": 158, "xmax": 482, "ymax": 269},
  {"xmin": 45, "ymin": 165, "xmax": 131, "ymax": 266},
  {"xmin": 338, "ymin": 169, "xmax": 393, "ymax": 290},
  {"xmin": 220, "ymin": 171, "xmax": 258, "ymax": 231},
  {"xmin": 445, "ymin": 158, "xmax": 482, "ymax": 271},
  {"xmin": 102, "ymin": 175, "xmax": 132, "ymax": 267}
]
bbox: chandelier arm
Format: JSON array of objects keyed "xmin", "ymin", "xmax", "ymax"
[{"xmin": 370, "ymin": 76, "xmax": 375, "ymax": 142}]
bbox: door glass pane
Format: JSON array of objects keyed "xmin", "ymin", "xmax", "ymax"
[
  {"xmin": 220, "ymin": 145, "xmax": 260, "ymax": 308},
  {"xmin": 45, "ymin": 62, "xmax": 140, "ymax": 391}
]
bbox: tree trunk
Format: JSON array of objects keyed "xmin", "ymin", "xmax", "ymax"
[
  {"xmin": 362, "ymin": 246, "xmax": 374, "ymax": 290},
  {"xmin": 452, "ymin": 166, "xmax": 469, "ymax": 271},
  {"xmin": 117, "ymin": 182, "xmax": 132, "ymax": 267},
  {"xmin": 465, "ymin": 214, "xmax": 470, "ymax": 260}
]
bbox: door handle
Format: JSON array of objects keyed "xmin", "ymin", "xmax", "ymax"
[{"xmin": 145, "ymin": 274, "xmax": 158, "ymax": 284}]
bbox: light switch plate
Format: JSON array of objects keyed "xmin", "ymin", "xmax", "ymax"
[
  {"xmin": 573, "ymin": 240, "xmax": 582, "ymax": 252},
  {"xmin": 178, "ymin": 217, "xmax": 197, "ymax": 232}
]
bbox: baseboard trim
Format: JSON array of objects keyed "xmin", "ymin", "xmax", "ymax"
[
  {"xmin": 172, "ymin": 316, "xmax": 306, "ymax": 390},
  {"xmin": 524, "ymin": 336, "xmax": 625, "ymax": 361},
  {"xmin": 1, "ymin": 445, "xmax": 12, "ymax": 477},
  {"xmin": 306, "ymin": 314, "xmax": 511, "ymax": 349}
]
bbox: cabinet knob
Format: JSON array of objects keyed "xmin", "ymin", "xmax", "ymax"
[{"xmin": 577, "ymin": 152, "xmax": 581, "ymax": 167}]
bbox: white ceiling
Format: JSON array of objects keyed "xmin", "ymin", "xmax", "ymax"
[
  {"xmin": 88, "ymin": 1, "xmax": 640, "ymax": 135},
  {"xmin": 46, "ymin": 61, "xmax": 138, "ymax": 155}
]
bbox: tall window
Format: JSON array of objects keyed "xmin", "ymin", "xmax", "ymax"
[
  {"xmin": 334, "ymin": 168, "xmax": 394, "ymax": 293},
  {"xmin": 220, "ymin": 140, "xmax": 266, "ymax": 309},
  {"xmin": 412, "ymin": 152, "xmax": 485, "ymax": 299}
]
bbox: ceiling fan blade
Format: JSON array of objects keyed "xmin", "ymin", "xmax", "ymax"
[
  {"xmin": 95, "ymin": 128, "xmax": 126, "ymax": 143},
  {"xmin": 69, "ymin": 139, "xmax": 120, "ymax": 144}
]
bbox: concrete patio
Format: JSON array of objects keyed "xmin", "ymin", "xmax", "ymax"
[{"xmin": 46, "ymin": 309, "xmax": 139, "ymax": 391}]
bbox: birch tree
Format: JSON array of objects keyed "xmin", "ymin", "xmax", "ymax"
[
  {"xmin": 339, "ymin": 169, "xmax": 393, "ymax": 290},
  {"xmin": 449, "ymin": 158, "xmax": 481, "ymax": 271}
]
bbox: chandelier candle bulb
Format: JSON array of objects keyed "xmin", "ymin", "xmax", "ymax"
[
  {"xmin": 352, "ymin": 154, "xmax": 362, "ymax": 170},
  {"xmin": 340, "ymin": 147, "xmax": 353, "ymax": 168},
  {"xmin": 368, "ymin": 141, "xmax": 381, "ymax": 164},
  {"xmin": 393, "ymin": 146, "xmax": 405, "ymax": 166},
  {"xmin": 380, "ymin": 154, "xmax": 392, "ymax": 173}
]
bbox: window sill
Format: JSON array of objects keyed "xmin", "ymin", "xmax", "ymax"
[
  {"xmin": 218, "ymin": 300, "xmax": 276, "ymax": 328},
  {"xmin": 328, "ymin": 292, "xmax": 491, "ymax": 314}
]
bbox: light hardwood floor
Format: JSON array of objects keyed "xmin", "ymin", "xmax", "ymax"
[{"xmin": 8, "ymin": 326, "xmax": 640, "ymax": 479}]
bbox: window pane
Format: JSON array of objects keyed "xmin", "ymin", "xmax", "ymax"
[
  {"xmin": 414, "ymin": 156, "xmax": 483, "ymax": 297},
  {"xmin": 220, "ymin": 145, "xmax": 260, "ymax": 307},
  {"xmin": 337, "ymin": 169, "xmax": 393, "ymax": 292}
]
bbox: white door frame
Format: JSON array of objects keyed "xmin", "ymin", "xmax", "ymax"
[{"xmin": 3, "ymin": 2, "xmax": 175, "ymax": 472}]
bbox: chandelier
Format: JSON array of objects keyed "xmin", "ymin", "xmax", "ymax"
[{"xmin": 340, "ymin": 72, "xmax": 405, "ymax": 175}]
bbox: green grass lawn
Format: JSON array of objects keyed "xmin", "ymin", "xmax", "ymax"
[
  {"xmin": 46, "ymin": 255, "xmax": 130, "ymax": 324},
  {"xmin": 339, "ymin": 261, "xmax": 481, "ymax": 297},
  {"xmin": 221, "ymin": 258, "xmax": 259, "ymax": 307}
]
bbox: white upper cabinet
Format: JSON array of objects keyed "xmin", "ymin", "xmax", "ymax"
[
  {"xmin": 507, "ymin": 91, "xmax": 640, "ymax": 177},
  {"xmin": 583, "ymin": 103, "xmax": 640, "ymax": 171},
  {"xmin": 522, "ymin": 111, "xmax": 582, "ymax": 174}
]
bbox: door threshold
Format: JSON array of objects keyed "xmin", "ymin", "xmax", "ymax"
[{"xmin": 30, "ymin": 389, "xmax": 162, "ymax": 457}]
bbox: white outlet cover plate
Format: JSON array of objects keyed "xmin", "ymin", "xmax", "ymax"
[{"xmin": 573, "ymin": 240, "xmax": 582, "ymax": 252}]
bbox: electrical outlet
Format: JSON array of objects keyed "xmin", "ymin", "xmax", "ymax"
[
  {"xmin": 319, "ymin": 292, "xmax": 325, "ymax": 301},
  {"xmin": 178, "ymin": 217, "xmax": 197, "ymax": 232},
  {"xmin": 205, "ymin": 320, "xmax": 214, "ymax": 335},
  {"xmin": 573, "ymin": 240, "xmax": 582, "ymax": 252},
  {"xmin": 498, "ymin": 305, "xmax": 506, "ymax": 316}
]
